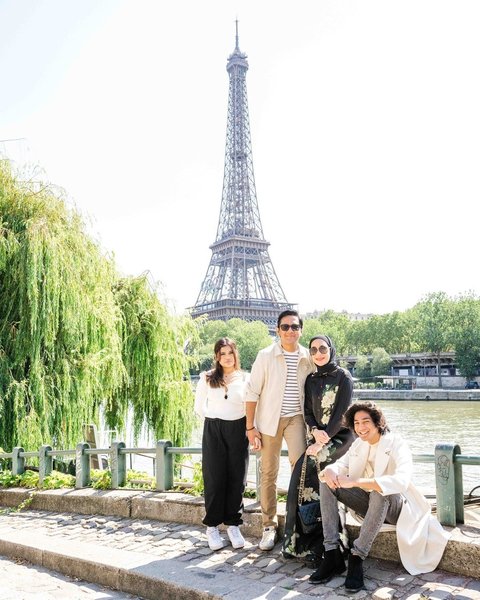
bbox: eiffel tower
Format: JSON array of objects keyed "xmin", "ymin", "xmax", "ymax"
[{"xmin": 191, "ymin": 24, "xmax": 294, "ymax": 333}]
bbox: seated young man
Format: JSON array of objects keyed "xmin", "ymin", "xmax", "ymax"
[{"xmin": 310, "ymin": 401, "xmax": 450, "ymax": 593}]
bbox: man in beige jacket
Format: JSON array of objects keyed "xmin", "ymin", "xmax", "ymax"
[{"xmin": 246, "ymin": 310, "xmax": 313, "ymax": 550}]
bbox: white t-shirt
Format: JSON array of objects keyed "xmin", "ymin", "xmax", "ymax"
[
  {"xmin": 363, "ymin": 442, "xmax": 379, "ymax": 479},
  {"xmin": 194, "ymin": 371, "xmax": 249, "ymax": 420},
  {"xmin": 280, "ymin": 350, "xmax": 302, "ymax": 416}
]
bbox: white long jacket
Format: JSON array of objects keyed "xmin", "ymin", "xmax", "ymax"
[{"xmin": 329, "ymin": 431, "xmax": 450, "ymax": 575}]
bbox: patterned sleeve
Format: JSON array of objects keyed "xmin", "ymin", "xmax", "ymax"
[
  {"xmin": 325, "ymin": 370, "xmax": 353, "ymax": 438},
  {"xmin": 303, "ymin": 375, "xmax": 319, "ymax": 430}
]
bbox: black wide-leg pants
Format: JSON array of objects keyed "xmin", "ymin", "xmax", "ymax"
[{"xmin": 202, "ymin": 416, "xmax": 249, "ymax": 527}]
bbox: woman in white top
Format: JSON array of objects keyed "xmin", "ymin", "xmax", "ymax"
[{"xmin": 194, "ymin": 338, "xmax": 249, "ymax": 551}]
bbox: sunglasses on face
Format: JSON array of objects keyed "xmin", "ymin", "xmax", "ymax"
[
  {"xmin": 309, "ymin": 345, "xmax": 329, "ymax": 355},
  {"xmin": 279, "ymin": 323, "xmax": 301, "ymax": 332}
]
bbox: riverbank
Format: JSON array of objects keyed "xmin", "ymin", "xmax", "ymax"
[
  {"xmin": 0, "ymin": 488, "xmax": 479, "ymax": 599},
  {"xmin": 353, "ymin": 388, "xmax": 480, "ymax": 401}
]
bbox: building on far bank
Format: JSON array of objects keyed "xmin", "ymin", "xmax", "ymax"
[{"xmin": 341, "ymin": 351, "xmax": 478, "ymax": 389}]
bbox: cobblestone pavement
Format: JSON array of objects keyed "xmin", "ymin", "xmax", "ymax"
[
  {"xmin": 0, "ymin": 510, "xmax": 479, "ymax": 599},
  {"xmin": 0, "ymin": 555, "xmax": 141, "ymax": 600}
]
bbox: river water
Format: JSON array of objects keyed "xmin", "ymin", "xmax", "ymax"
[{"xmin": 268, "ymin": 400, "xmax": 480, "ymax": 496}]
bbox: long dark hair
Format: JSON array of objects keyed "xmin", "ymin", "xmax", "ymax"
[
  {"xmin": 343, "ymin": 401, "xmax": 390, "ymax": 435},
  {"xmin": 206, "ymin": 338, "xmax": 240, "ymax": 388}
]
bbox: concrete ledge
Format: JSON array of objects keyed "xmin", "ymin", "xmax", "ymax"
[
  {"xmin": 0, "ymin": 530, "xmax": 216, "ymax": 600},
  {"xmin": 0, "ymin": 528, "xmax": 314, "ymax": 600},
  {"xmin": 354, "ymin": 389, "xmax": 480, "ymax": 401},
  {"xmin": 0, "ymin": 487, "xmax": 478, "ymax": 579},
  {"xmin": 346, "ymin": 520, "xmax": 480, "ymax": 579},
  {"xmin": 0, "ymin": 487, "xmax": 143, "ymax": 518}
]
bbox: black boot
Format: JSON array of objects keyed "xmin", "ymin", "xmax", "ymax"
[
  {"xmin": 309, "ymin": 548, "xmax": 346, "ymax": 584},
  {"xmin": 345, "ymin": 553, "xmax": 364, "ymax": 593}
]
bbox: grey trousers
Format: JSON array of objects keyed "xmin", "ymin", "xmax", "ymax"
[{"xmin": 319, "ymin": 482, "xmax": 403, "ymax": 559}]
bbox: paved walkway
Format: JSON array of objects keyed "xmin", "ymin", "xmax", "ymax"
[
  {"xmin": 0, "ymin": 509, "xmax": 479, "ymax": 599},
  {"xmin": 0, "ymin": 555, "xmax": 140, "ymax": 600}
]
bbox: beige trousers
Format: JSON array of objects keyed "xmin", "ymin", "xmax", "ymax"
[{"xmin": 259, "ymin": 414, "xmax": 306, "ymax": 527}]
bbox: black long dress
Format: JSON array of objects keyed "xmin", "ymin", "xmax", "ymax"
[{"xmin": 282, "ymin": 365, "xmax": 354, "ymax": 561}]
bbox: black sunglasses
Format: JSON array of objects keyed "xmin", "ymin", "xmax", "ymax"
[
  {"xmin": 309, "ymin": 345, "xmax": 329, "ymax": 355},
  {"xmin": 279, "ymin": 323, "xmax": 301, "ymax": 332}
]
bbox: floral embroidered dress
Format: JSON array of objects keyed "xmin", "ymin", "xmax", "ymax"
[{"xmin": 282, "ymin": 363, "xmax": 354, "ymax": 561}]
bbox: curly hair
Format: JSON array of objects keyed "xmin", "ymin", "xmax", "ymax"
[
  {"xmin": 206, "ymin": 338, "xmax": 241, "ymax": 388},
  {"xmin": 343, "ymin": 401, "xmax": 390, "ymax": 435}
]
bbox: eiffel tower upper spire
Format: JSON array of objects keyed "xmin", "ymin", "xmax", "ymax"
[{"xmin": 191, "ymin": 23, "xmax": 294, "ymax": 333}]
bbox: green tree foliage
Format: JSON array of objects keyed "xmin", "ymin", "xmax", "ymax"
[
  {"xmin": 193, "ymin": 318, "xmax": 271, "ymax": 372},
  {"xmin": 111, "ymin": 276, "xmax": 197, "ymax": 444},
  {"xmin": 300, "ymin": 311, "xmax": 351, "ymax": 354},
  {"xmin": 0, "ymin": 163, "xmax": 195, "ymax": 451},
  {"xmin": 346, "ymin": 311, "xmax": 418, "ymax": 354},
  {"xmin": 355, "ymin": 354, "xmax": 371, "ymax": 379},
  {"xmin": 451, "ymin": 293, "xmax": 480, "ymax": 380},
  {"xmin": 371, "ymin": 347, "xmax": 392, "ymax": 377},
  {"xmin": 413, "ymin": 292, "xmax": 453, "ymax": 386}
]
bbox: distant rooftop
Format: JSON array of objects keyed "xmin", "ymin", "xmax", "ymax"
[{"xmin": 304, "ymin": 309, "xmax": 374, "ymax": 321}]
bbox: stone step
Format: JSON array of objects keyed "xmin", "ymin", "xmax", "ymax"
[{"xmin": 0, "ymin": 487, "xmax": 479, "ymax": 580}]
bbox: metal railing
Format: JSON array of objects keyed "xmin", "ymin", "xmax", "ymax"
[{"xmin": 1, "ymin": 442, "xmax": 478, "ymax": 527}]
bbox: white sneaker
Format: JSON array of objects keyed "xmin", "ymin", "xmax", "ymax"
[
  {"xmin": 259, "ymin": 526, "xmax": 277, "ymax": 551},
  {"xmin": 227, "ymin": 525, "xmax": 245, "ymax": 549},
  {"xmin": 206, "ymin": 526, "xmax": 225, "ymax": 551}
]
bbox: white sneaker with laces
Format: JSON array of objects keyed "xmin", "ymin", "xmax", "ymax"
[
  {"xmin": 259, "ymin": 526, "xmax": 277, "ymax": 551},
  {"xmin": 206, "ymin": 526, "xmax": 225, "ymax": 551},
  {"xmin": 227, "ymin": 525, "xmax": 245, "ymax": 549}
]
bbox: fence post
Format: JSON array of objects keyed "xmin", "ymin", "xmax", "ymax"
[
  {"xmin": 453, "ymin": 447, "xmax": 464, "ymax": 524},
  {"xmin": 76, "ymin": 442, "xmax": 91, "ymax": 488},
  {"xmin": 435, "ymin": 442, "xmax": 463, "ymax": 526},
  {"xmin": 12, "ymin": 447, "xmax": 25, "ymax": 475},
  {"xmin": 155, "ymin": 440, "xmax": 173, "ymax": 491},
  {"xmin": 38, "ymin": 445, "xmax": 53, "ymax": 486},
  {"xmin": 111, "ymin": 441, "xmax": 126, "ymax": 488}
]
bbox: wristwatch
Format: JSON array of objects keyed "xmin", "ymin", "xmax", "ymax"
[{"xmin": 311, "ymin": 426, "xmax": 318, "ymax": 432}]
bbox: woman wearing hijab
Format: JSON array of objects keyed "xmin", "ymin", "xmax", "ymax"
[{"xmin": 282, "ymin": 335, "xmax": 355, "ymax": 563}]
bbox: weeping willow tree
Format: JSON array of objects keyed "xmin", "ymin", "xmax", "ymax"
[
  {"xmin": 109, "ymin": 276, "xmax": 196, "ymax": 446},
  {"xmin": 0, "ymin": 162, "xmax": 197, "ymax": 451}
]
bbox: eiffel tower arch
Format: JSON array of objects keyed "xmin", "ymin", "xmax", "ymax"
[{"xmin": 191, "ymin": 24, "xmax": 294, "ymax": 333}]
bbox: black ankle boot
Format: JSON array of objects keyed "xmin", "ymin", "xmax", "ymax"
[
  {"xmin": 345, "ymin": 553, "xmax": 364, "ymax": 593},
  {"xmin": 309, "ymin": 548, "xmax": 346, "ymax": 584}
]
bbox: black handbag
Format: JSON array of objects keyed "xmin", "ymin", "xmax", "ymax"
[
  {"xmin": 297, "ymin": 453, "xmax": 322, "ymax": 535},
  {"xmin": 298, "ymin": 500, "xmax": 321, "ymax": 534}
]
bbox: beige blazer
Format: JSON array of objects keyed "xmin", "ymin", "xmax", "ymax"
[
  {"xmin": 245, "ymin": 341, "xmax": 313, "ymax": 436},
  {"xmin": 330, "ymin": 432, "xmax": 450, "ymax": 575}
]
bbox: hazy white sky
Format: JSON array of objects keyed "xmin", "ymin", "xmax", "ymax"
[{"xmin": 1, "ymin": 0, "xmax": 479, "ymax": 316}]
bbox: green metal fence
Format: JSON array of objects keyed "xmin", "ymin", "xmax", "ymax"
[{"xmin": 1, "ymin": 442, "xmax": 478, "ymax": 527}]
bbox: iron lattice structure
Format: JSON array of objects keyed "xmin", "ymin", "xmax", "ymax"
[{"xmin": 191, "ymin": 26, "xmax": 293, "ymax": 333}]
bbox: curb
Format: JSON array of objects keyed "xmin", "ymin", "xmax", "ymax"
[
  {"xmin": 0, "ymin": 527, "xmax": 315, "ymax": 600},
  {"xmin": 0, "ymin": 529, "xmax": 217, "ymax": 600},
  {"xmin": 1, "ymin": 487, "xmax": 479, "ymax": 578}
]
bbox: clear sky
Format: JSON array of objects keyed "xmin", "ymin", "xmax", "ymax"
[{"xmin": 1, "ymin": 0, "xmax": 479, "ymax": 316}]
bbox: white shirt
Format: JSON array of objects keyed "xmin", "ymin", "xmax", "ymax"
[
  {"xmin": 194, "ymin": 371, "xmax": 249, "ymax": 420},
  {"xmin": 363, "ymin": 442, "xmax": 379, "ymax": 480}
]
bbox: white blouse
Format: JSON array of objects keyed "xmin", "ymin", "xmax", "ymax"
[{"xmin": 194, "ymin": 371, "xmax": 249, "ymax": 421}]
